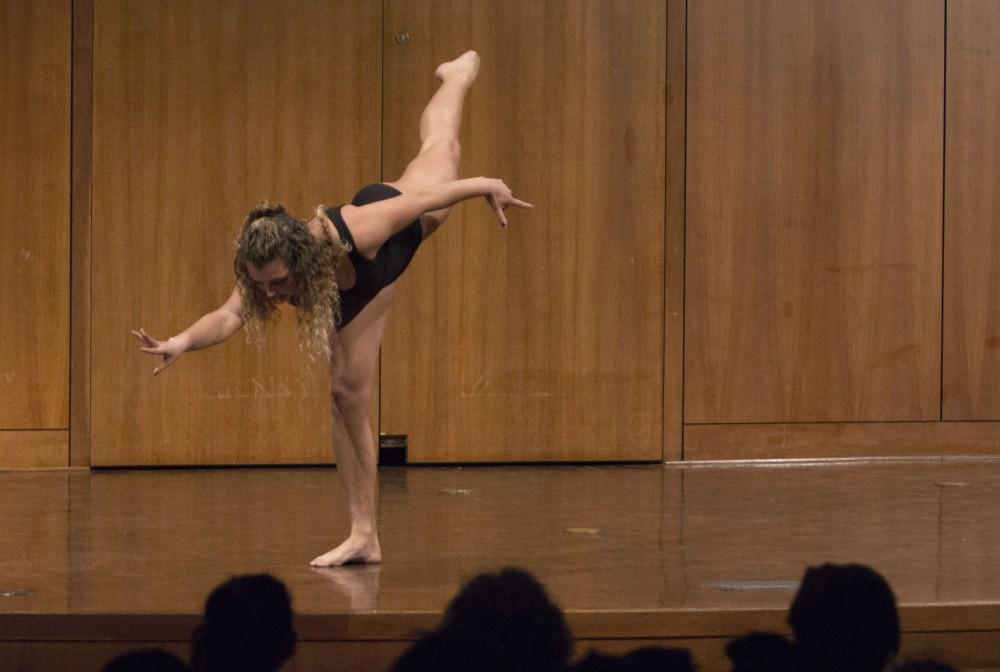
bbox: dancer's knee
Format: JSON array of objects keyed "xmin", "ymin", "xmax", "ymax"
[
  {"xmin": 418, "ymin": 137, "xmax": 462, "ymax": 166},
  {"xmin": 330, "ymin": 373, "xmax": 371, "ymax": 413}
]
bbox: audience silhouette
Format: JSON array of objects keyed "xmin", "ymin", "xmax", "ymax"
[
  {"xmin": 391, "ymin": 567, "xmax": 572, "ymax": 672},
  {"xmin": 101, "ymin": 648, "xmax": 189, "ymax": 672},
  {"xmin": 571, "ymin": 646, "xmax": 696, "ymax": 672},
  {"xmin": 893, "ymin": 660, "xmax": 960, "ymax": 672},
  {"xmin": 788, "ymin": 563, "xmax": 900, "ymax": 672},
  {"xmin": 98, "ymin": 563, "xmax": 970, "ymax": 672},
  {"xmin": 726, "ymin": 631, "xmax": 816, "ymax": 672},
  {"xmin": 190, "ymin": 574, "xmax": 296, "ymax": 672}
]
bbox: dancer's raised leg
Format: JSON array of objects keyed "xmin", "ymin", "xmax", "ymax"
[
  {"xmin": 387, "ymin": 50, "xmax": 480, "ymax": 238},
  {"xmin": 310, "ymin": 287, "xmax": 395, "ymax": 567}
]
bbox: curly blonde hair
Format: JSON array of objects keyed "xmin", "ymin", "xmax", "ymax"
[{"xmin": 233, "ymin": 202, "xmax": 347, "ymax": 357}]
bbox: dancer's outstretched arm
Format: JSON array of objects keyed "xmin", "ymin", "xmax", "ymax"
[
  {"xmin": 132, "ymin": 286, "xmax": 244, "ymax": 375},
  {"xmin": 343, "ymin": 176, "xmax": 533, "ymax": 254}
]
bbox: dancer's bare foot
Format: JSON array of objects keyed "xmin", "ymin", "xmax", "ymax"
[
  {"xmin": 310, "ymin": 533, "xmax": 382, "ymax": 567},
  {"xmin": 435, "ymin": 50, "xmax": 480, "ymax": 86}
]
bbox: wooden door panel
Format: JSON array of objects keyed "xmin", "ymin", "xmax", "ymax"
[
  {"xmin": 942, "ymin": 0, "xmax": 1000, "ymax": 420},
  {"xmin": 380, "ymin": 1, "xmax": 666, "ymax": 462},
  {"xmin": 685, "ymin": 0, "xmax": 943, "ymax": 423},
  {"xmin": 92, "ymin": 0, "xmax": 380, "ymax": 464},
  {"xmin": 0, "ymin": 0, "xmax": 70, "ymax": 431}
]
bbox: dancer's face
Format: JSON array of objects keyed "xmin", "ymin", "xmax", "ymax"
[{"xmin": 246, "ymin": 259, "xmax": 298, "ymax": 302}]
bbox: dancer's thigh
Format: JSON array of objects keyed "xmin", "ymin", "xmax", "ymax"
[{"xmin": 328, "ymin": 286, "xmax": 396, "ymax": 399}]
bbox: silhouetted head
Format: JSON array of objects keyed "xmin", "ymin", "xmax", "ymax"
[
  {"xmin": 788, "ymin": 563, "xmax": 900, "ymax": 672},
  {"xmin": 389, "ymin": 629, "xmax": 515, "ymax": 672},
  {"xmin": 403, "ymin": 567, "xmax": 571, "ymax": 672},
  {"xmin": 190, "ymin": 573, "xmax": 296, "ymax": 672},
  {"xmin": 893, "ymin": 660, "xmax": 959, "ymax": 672},
  {"xmin": 102, "ymin": 648, "xmax": 189, "ymax": 672},
  {"xmin": 726, "ymin": 631, "xmax": 815, "ymax": 672},
  {"xmin": 391, "ymin": 568, "xmax": 572, "ymax": 672},
  {"xmin": 571, "ymin": 646, "xmax": 696, "ymax": 672}
]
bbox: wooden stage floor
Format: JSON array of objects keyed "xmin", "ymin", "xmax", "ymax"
[{"xmin": 4, "ymin": 459, "xmax": 1000, "ymax": 671}]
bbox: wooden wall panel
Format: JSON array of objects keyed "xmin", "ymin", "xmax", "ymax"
[
  {"xmin": 0, "ymin": 0, "xmax": 71, "ymax": 431},
  {"xmin": 70, "ymin": 0, "xmax": 94, "ymax": 466},
  {"xmin": 379, "ymin": 0, "xmax": 666, "ymax": 462},
  {"xmin": 685, "ymin": 0, "xmax": 944, "ymax": 424},
  {"xmin": 0, "ymin": 431, "xmax": 68, "ymax": 469},
  {"xmin": 685, "ymin": 422, "xmax": 1000, "ymax": 461},
  {"xmin": 91, "ymin": 0, "xmax": 381, "ymax": 465},
  {"xmin": 943, "ymin": 0, "xmax": 1000, "ymax": 420},
  {"xmin": 664, "ymin": 0, "xmax": 686, "ymax": 461}
]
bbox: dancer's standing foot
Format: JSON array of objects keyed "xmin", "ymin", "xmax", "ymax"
[{"xmin": 310, "ymin": 532, "xmax": 382, "ymax": 567}]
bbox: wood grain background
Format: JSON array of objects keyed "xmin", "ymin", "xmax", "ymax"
[
  {"xmin": 91, "ymin": 0, "xmax": 381, "ymax": 464},
  {"xmin": 379, "ymin": 0, "xmax": 666, "ymax": 462},
  {"xmin": 943, "ymin": 0, "xmax": 1000, "ymax": 420},
  {"xmin": 685, "ymin": 0, "xmax": 943, "ymax": 425},
  {"xmin": 0, "ymin": 0, "xmax": 70, "ymax": 432},
  {"xmin": 7, "ymin": 0, "xmax": 1000, "ymax": 465}
]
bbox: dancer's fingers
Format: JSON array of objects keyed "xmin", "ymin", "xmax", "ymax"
[
  {"xmin": 153, "ymin": 354, "xmax": 176, "ymax": 376},
  {"xmin": 488, "ymin": 194, "xmax": 508, "ymax": 228},
  {"xmin": 134, "ymin": 328, "xmax": 158, "ymax": 347}
]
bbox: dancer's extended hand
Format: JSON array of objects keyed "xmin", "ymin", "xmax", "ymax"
[
  {"xmin": 132, "ymin": 327, "xmax": 185, "ymax": 375},
  {"xmin": 485, "ymin": 178, "xmax": 534, "ymax": 228}
]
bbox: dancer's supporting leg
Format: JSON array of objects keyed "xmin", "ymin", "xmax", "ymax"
[
  {"xmin": 309, "ymin": 51, "xmax": 479, "ymax": 567},
  {"xmin": 310, "ymin": 286, "xmax": 394, "ymax": 567}
]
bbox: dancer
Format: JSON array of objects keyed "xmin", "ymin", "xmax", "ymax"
[{"xmin": 133, "ymin": 51, "xmax": 532, "ymax": 566}]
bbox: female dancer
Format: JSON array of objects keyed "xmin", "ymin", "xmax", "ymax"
[{"xmin": 133, "ymin": 51, "xmax": 532, "ymax": 566}]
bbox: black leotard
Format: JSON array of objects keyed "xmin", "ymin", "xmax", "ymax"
[{"xmin": 325, "ymin": 183, "xmax": 424, "ymax": 328}]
